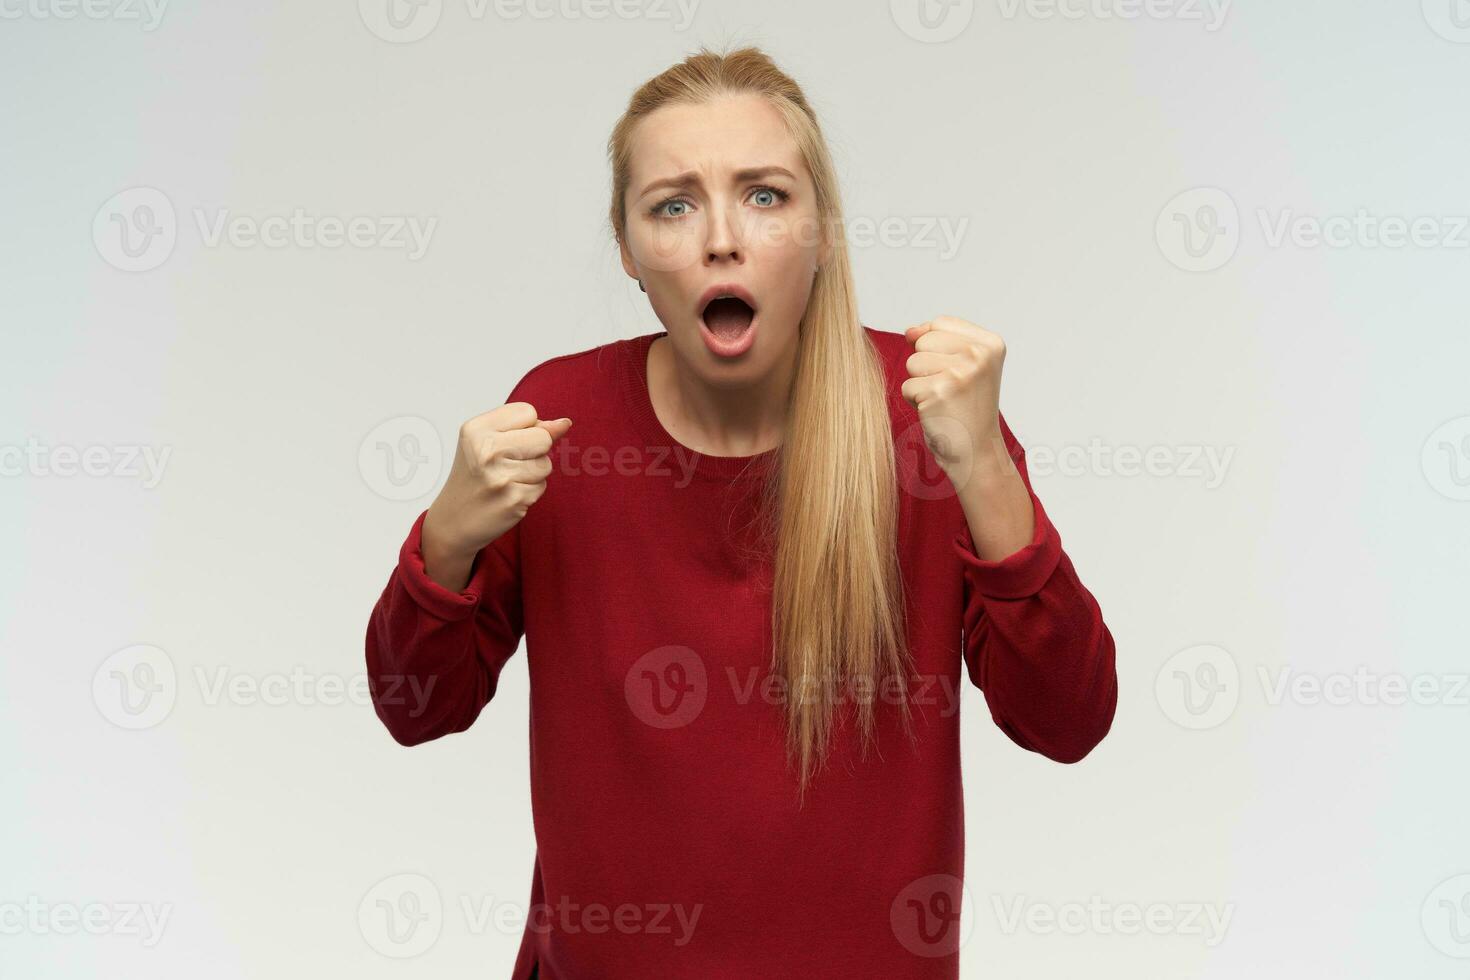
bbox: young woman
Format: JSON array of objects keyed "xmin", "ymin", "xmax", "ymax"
[{"xmin": 365, "ymin": 46, "xmax": 1117, "ymax": 980}]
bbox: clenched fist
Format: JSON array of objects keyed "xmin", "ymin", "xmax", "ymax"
[
  {"xmin": 421, "ymin": 402, "xmax": 573, "ymax": 591},
  {"xmin": 900, "ymin": 316, "xmax": 1012, "ymax": 484}
]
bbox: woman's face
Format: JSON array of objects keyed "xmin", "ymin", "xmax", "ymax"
[{"xmin": 619, "ymin": 93, "xmax": 828, "ymax": 384}]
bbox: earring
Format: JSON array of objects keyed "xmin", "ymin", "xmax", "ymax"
[{"xmin": 639, "ymin": 280, "xmax": 646, "ymax": 293}]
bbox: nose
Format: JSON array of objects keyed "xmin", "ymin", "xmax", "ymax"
[{"xmin": 703, "ymin": 199, "xmax": 744, "ymax": 266}]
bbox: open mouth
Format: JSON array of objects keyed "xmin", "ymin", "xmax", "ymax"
[{"xmin": 699, "ymin": 295, "xmax": 757, "ymax": 341}]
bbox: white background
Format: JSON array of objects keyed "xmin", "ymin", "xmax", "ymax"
[{"xmin": 2, "ymin": 0, "xmax": 1468, "ymax": 976}]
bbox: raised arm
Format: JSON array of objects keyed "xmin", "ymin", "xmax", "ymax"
[
  {"xmin": 364, "ymin": 401, "xmax": 570, "ymax": 745},
  {"xmin": 952, "ymin": 421, "xmax": 1117, "ymax": 763},
  {"xmin": 365, "ymin": 512, "xmax": 524, "ymax": 745}
]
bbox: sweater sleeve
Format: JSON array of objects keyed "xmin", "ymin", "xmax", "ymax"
[
  {"xmin": 952, "ymin": 415, "xmax": 1117, "ymax": 764},
  {"xmin": 364, "ymin": 509, "xmax": 525, "ymax": 746}
]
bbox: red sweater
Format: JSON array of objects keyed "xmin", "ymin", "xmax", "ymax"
[{"xmin": 365, "ymin": 327, "xmax": 1117, "ymax": 979}]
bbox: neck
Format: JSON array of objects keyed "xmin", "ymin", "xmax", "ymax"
[{"xmin": 647, "ymin": 331, "xmax": 796, "ymax": 457}]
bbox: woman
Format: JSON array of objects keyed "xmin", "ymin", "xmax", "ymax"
[{"xmin": 365, "ymin": 45, "xmax": 1117, "ymax": 980}]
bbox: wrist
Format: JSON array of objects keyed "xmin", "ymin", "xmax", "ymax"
[
  {"xmin": 972, "ymin": 425, "xmax": 1012, "ymax": 470},
  {"xmin": 939, "ymin": 426, "xmax": 1013, "ymax": 488},
  {"xmin": 422, "ymin": 506, "xmax": 478, "ymax": 567}
]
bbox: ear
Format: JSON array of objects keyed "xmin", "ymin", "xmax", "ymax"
[{"xmin": 617, "ymin": 235, "xmax": 639, "ymax": 283}]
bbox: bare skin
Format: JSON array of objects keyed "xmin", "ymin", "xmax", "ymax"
[
  {"xmin": 421, "ymin": 405, "xmax": 571, "ymax": 592},
  {"xmin": 618, "ymin": 92, "xmax": 830, "ymax": 459},
  {"xmin": 902, "ymin": 316, "xmax": 1034, "ymax": 561},
  {"xmin": 421, "ymin": 94, "xmax": 1032, "ymax": 591}
]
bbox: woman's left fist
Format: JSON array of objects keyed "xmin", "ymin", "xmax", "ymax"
[{"xmin": 900, "ymin": 316, "xmax": 1009, "ymax": 478}]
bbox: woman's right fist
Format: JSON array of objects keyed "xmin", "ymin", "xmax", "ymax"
[{"xmin": 420, "ymin": 403, "xmax": 572, "ymax": 591}]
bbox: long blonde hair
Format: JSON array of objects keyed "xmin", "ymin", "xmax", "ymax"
[{"xmin": 607, "ymin": 46, "xmax": 914, "ymax": 804}]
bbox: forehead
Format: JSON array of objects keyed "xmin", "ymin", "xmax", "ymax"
[{"xmin": 628, "ymin": 93, "xmax": 807, "ymax": 190}]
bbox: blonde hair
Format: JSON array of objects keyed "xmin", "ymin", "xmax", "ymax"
[{"xmin": 607, "ymin": 46, "xmax": 914, "ymax": 805}]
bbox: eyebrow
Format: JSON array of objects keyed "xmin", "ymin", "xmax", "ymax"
[{"xmin": 637, "ymin": 166, "xmax": 797, "ymax": 199}]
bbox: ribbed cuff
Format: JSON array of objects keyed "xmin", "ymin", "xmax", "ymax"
[
  {"xmin": 952, "ymin": 491, "xmax": 1062, "ymax": 599},
  {"xmin": 396, "ymin": 510, "xmax": 481, "ymax": 621}
]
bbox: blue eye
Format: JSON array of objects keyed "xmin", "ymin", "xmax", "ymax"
[
  {"xmin": 751, "ymin": 186, "xmax": 790, "ymax": 208},
  {"xmin": 649, "ymin": 185, "xmax": 790, "ymax": 220}
]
